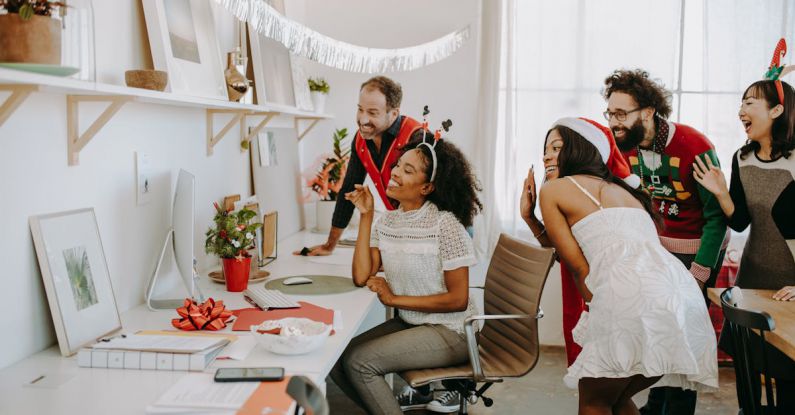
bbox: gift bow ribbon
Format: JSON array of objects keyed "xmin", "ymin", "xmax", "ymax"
[{"xmin": 171, "ymin": 298, "xmax": 233, "ymax": 331}]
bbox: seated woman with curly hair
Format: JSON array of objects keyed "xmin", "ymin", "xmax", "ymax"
[{"xmin": 328, "ymin": 130, "xmax": 483, "ymax": 415}]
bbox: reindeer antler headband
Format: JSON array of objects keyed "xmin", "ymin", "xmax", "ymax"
[
  {"xmin": 764, "ymin": 38, "xmax": 795, "ymax": 105},
  {"xmin": 418, "ymin": 105, "xmax": 452, "ymax": 182}
]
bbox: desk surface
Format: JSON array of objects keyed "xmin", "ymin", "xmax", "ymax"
[
  {"xmin": 708, "ymin": 288, "xmax": 795, "ymax": 361},
  {"xmin": 0, "ymin": 231, "xmax": 378, "ymax": 415}
]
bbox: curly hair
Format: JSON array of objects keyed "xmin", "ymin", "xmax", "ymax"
[
  {"xmin": 402, "ymin": 131, "xmax": 483, "ymax": 227},
  {"xmin": 603, "ymin": 69, "xmax": 673, "ymax": 119},
  {"xmin": 739, "ymin": 80, "xmax": 795, "ymax": 160},
  {"xmin": 360, "ymin": 76, "xmax": 402, "ymax": 109}
]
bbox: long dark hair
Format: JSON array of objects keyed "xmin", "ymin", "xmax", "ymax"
[
  {"xmin": 739, "ymin": 80, "xmax": 795, "ymax": 160},
  {"xmin": 403, "ymin": 132, "xmax": 483, "ymax": 227},
  {"xmin": 550, "ymin": 126, "xmax": 661, "ymax": 225}
]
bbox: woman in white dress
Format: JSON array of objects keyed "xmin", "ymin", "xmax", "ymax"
[{"xmin": 536, "ymin": 123, "xmax": 718, "ymax": 414}]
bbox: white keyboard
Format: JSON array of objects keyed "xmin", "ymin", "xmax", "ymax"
[{"xmin": 244, "ymin": 285, "xmax": 301, "ymax": 309}]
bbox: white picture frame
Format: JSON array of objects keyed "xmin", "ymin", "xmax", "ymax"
[
  {"xmin": 142, "ymin": 0, "xmax": 226, "ymax": 99},
  {"xmin": 248, "ymin": 24, "xmax": 297, "ymax": 107},
  {"xmin": 291, "ymin": 57, "xmax": 314, "ymax": 111},
  {"xmin": 29, "ymin": 208, "xmax": 121, "ymax": 357}
]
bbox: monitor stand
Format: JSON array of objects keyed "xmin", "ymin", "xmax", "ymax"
[{"xmin": 146, "ymin": 227, "xmax": 205, "ymax": 310}]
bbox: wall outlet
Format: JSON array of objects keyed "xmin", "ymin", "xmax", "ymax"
[{"xmin": 136, "ymin": 152, "xmax": 153, "ymax": 205}]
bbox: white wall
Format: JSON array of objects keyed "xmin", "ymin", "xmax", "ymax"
[
  {"xmin": 0, "ymin": 1, "xmax": 301, "ymax": 369},
  {"xmin": 291, "ymin": 0, "xmax": 565, "ymax": 346}
]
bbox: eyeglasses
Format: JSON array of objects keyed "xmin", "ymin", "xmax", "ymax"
[{"xmin": 602, "ymin": 108, "xmax": 641, "ymax": 122}]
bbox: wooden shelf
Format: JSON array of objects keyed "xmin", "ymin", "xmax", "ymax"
[{"xmin": 0, "ymin": 67, "xmax": 333, "ymax": 164}]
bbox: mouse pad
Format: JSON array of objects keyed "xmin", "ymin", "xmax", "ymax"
[{"xmin": 264, "ymin": 275, "xmax": 358, "ymax": 295}]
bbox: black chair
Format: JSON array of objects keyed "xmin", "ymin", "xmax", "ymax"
[
  {"xmin": 286, "ymin": 376, "xmax": 329, "ymax": 415},
  {"xmin": 720, "ymin": 287, "xmax": 778, "ymax": 415}
]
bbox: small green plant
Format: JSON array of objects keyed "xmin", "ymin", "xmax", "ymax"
[
  {"xmin": 205, "ymin": 203, "xmax": 262, "ymax": 259},
  {"xmin": 308, "ymin": 77, "xmax": 330, "ymax": 94},
  {"xmin": 0, "ymin": 1, "xmax": 67, "ymax": 20}
]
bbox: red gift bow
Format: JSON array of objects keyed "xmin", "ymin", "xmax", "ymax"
[{"xmin": 171, "ymin": 298, "xmax": 233, "ymax": 331}]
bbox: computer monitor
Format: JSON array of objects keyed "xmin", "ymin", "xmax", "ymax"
[{"xmin": 145, "ymin": 169, "xmax": 204, "ymax": 310}]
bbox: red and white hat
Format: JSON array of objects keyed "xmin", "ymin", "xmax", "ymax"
[{"xmin": 551, "ymin": 117, "xmax": 641, "ymax": 189}]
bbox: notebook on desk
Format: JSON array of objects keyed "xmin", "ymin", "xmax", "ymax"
[{"xmin": 146, "ymin": 373, "xmax": 294, "ymax": 414}]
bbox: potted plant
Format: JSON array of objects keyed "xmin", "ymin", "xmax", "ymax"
[
  {"xmin": 307, "ymin": 77, "xmax": 329, "ymax": 114},
  {"xmin": 307, "ymin": 128, "xmax": 349, "ymax": 232},
  {"xmin": 0, "ymin": 1, "xmax": 67, "ymax": 65},
  {"xmin": 205, "ymin": 203, "xmax": 262, "ymax": 292}
]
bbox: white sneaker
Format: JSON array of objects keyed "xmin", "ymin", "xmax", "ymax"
[
  {"xmin": 396, "ymin": 385, "xmax": 433, "ymax": 411},
  {"xmin": 426, "ymin": 390, "xmax": 461, "ymax": 413}
]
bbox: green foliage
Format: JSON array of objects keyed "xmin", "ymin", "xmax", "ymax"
[
  {"xmin": 307, "ymin": 77, "xmax": 330, "ymax": 94},
  {"xmin": 308, "ymin": 128, "xmax": 350, "ymax": 201},
  {"xmin": 204, "ymin": 204, "xmax": 262, "ymax": 259},
  {"xmin": 0, "ymin": 1, "xmax": 67, "ymax": 20}
]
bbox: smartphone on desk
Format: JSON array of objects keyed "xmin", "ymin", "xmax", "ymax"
[{"xmin": 214, "ymin": 367, "xmax": 285, "ymax": 382}]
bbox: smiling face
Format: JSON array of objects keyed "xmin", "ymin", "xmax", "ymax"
[
  {"xmin": 386, "ymin": 149, "xmax": 434, "ymax": 204},
  {"xmin": 543, "ymin": 129, "xmax": 564, "ymax": 180},
  {"xmin": 606, "ymin": 91, "xmax": 653, "ymax": 151},
  {"xmin": 357, "ymin": 86, "xmax": 399, "ymax": 140},
  {"xmin": 739, "ymin": 86, "xmax": 782, "ymax": 143}
]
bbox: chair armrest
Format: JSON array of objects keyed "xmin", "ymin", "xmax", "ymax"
[{"xmin": 462, "ymin": 309, "xmax": 544, "ymax": 382}]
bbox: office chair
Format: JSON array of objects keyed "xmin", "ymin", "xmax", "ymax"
[
  {"xmin": 400, "ymin": 233, "xmax": 556, "ymax": 414},
  {"xmin": 721, "ymin": 287, "xmax": 778, "ymax": 415},
  {"xmin": 286, "ymin": 376, "xmax": 329, "ymax": 415}
]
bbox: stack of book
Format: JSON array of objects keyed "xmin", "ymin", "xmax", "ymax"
[{"xmin": 77, "ymin": 333, "xmax": 230, "ymax": 371}]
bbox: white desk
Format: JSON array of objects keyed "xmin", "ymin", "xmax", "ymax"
[{"xmin": 0, "ymin": 231, "xmax": 379, "ymax": 415}]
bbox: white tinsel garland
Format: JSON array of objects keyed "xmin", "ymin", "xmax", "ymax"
[{"xmin": 214, "ymin": 0, "xmax": 470, "ymax": 73}]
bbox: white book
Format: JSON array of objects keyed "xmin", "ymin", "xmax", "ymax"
[
  {"xmin": 91, "ymin": 334, "xmax": 227, "ymax": 353},
  {"xmin": 77, "ymin": 344, "xmax": 223, "ymax": 372}
]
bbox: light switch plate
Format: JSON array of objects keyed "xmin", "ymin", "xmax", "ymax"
[{"xmin": 136, "ymin": 151, "xmax": 153, "ymax": 205}]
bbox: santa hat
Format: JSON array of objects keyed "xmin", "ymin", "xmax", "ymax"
[{"xmin": 551, "ymin": 117, "xmax": 641, "ymax": 189}]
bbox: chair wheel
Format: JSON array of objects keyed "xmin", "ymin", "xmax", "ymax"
[
  {"xmin": 483, "ymin": 397, "xmax": 493, "ymax": 407},
  {"xmin": 467, "ymin": 394, "xmax": 478, "ymax": 404}
]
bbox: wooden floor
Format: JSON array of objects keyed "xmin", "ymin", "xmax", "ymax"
[{"xmin": 327, "ymin": 347, "xmax": 739, "ymax": 414}]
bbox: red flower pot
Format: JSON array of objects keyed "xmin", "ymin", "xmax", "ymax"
[{"xmin": 222, "ymin": 257, "xmax": 251, "ymax": 292}]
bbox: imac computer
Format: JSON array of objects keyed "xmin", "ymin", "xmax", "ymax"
[{"xmin": 145, "ymin": 169, "xmax": 205, "ymax": 310}]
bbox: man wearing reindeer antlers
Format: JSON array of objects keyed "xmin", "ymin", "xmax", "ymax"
[{"xmin": 295, "ymin": 76, "xmax": 423, "ymax": 257}]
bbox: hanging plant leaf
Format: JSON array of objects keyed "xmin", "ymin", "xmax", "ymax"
[{"xmin": 19, "ymin": 3, "xmax": 34, "ymax": 20}]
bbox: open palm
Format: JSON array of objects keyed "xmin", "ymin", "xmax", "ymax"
[
  {"xmin": 693, "ymin": 155, "xmax": 728, "ymax": 196},
  {"xmin": 519, "ymin": 166, "xmax": 538, "ymax": 222}
]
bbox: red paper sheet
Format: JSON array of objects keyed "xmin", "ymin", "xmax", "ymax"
[
  {"xmin": 232, "ymin": 301, "xmax": 335, "ymax": 334},
  {"xmin": 236, "ymin": 377, "xmax": 294, "ymax": 415}
]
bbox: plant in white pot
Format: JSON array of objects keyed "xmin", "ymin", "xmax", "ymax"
[
  {"xmin": 0, "ymin": 1, "xmax": 67, "ymax": 65},
  {"xmin": 306, "ymin": 128, "xmax": 349, "ymax": 232},
  {"xmin": 307, "ymin": 77, "xmax": 329, "ymax": 114}
]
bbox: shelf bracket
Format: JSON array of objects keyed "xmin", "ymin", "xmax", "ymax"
[
  {"xmin": 294, "ymin": 116, "xmax": 323, "ymax": 141},
  {"xmin": 0, "ymin": 84, "xmax": 38, "ymax": 127},
  {"xmin": 206, "ymin": 109, "xmax": 247, "ymax": 155},
  {"xmin": 66, "ymin": 95, "xmax": 131, "ymax": 166},
  {"xmin": 240, "ymin": 111, "xmax": 279, "ymax": 152}
]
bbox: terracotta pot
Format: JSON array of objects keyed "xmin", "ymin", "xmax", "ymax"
[
  {"xmin": 222, "ymin": 257, "xmax": 251, "ymax": 292},
  {"xmin": 0, "ymin": 14, "xmax": 61, "ymax": 64}
]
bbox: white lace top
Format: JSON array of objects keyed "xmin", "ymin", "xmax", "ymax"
[{"xmin": 371, "ymin": 201, "xmax": 478, "ymax": 333}]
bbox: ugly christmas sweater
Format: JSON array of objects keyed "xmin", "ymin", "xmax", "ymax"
[{"xmin": 623, "ymin": 121, "xmax": 728, "ymax": 281}]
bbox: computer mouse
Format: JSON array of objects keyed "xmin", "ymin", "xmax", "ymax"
[{"xmin": 283, "ymin": 276, "xmax": 313, "ymax": 286}]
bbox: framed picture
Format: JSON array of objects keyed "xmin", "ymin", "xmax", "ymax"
[
  {"xmin": 29, "ymin": 208, "xmax": 121, "ymax": 356},
  {"xmin": 291, "ymin": 57, "xmax": 314, "ymax": 111},
  {"xmin": 248, "ymin": 24, "xmax": 296, "ymax": 107},
  {"xmin": 258, "ymin": 131, "xmax": 279, "ymax": 167},
  {"xmin": 142, "ymin": 0, "xmax": 226, "ymax": 99}
]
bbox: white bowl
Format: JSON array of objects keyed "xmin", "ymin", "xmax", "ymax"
[{"xmin": 250, "ymin": 317, "xmax": 331, "ymax": 355}]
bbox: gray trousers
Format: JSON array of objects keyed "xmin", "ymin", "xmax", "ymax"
[{"xmin": 328, "ymin": 317, "xmax": 469, "ymax": 415}]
